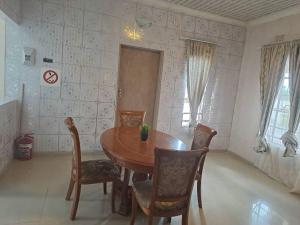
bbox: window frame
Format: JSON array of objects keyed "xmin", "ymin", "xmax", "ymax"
[
  {"xmin": 266, "ymin": 59, "xmax": 300, "ymax": 149},
  {"xmin": 267, "ymin": 74, "xmax": 290, "ymax": 144},
  {"xmin": 181, "ymin": 88, "xmax": 203, "ymax": 127}
]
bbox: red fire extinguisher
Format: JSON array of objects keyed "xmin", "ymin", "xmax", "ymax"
[
  {"xmin": 14, "ymin": 134, "xmax": 34, "ymax": 160},
  {"xmin": 14, "ymin": 84, "xmax": 34, "ymax": 160}
]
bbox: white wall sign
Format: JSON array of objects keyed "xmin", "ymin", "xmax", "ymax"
[{"xmin": 41, "ymin": 68, "xmax": 61, "ymax": 87}]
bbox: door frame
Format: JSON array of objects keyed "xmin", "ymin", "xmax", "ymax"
[{"xmin": 115, "ymin": 44, "xmax": 164, "ymax": 129}]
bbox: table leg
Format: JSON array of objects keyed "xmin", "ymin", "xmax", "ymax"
[{"xmin": 119, "ymin": 168, "xmax": 131, "ymax": 216}]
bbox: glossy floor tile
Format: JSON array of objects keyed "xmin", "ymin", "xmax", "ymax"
[{"xmin": 0, "ymin": 151, "xmax": 300, "ymax": 225}]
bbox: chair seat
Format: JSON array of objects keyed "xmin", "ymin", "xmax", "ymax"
[
  {"xmin": 133, "ymin": 180, "xmax": 185, "ymax": 210},
  {"xmin": 78, "ymin": 160, "xmax": 120, "ymax": 183}
]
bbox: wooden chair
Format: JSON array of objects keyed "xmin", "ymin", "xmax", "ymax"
[
  {"xmin": 119, "ymin": 110, "xmax": 146, "ymax": 127},
  {"xmin": 119, "ymin": 110, "xmax": 148, "ymax": 183},
  {"xmin": 130, "ymin": 147, "xmax": 208, "ymax": 225},
  {"xmin": 64, "ymin": 117, "xmax": 121, "ymax": 220},
  {"xmin": 191, "ymin": 123, "xmax": 217, "ymax": 208}
]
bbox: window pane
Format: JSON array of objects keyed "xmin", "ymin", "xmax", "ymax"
[
  {"xmin": 283, "ymin": 78, "xmax": 289, "ymax": 87},
  {"xmin": 278, "ymin": 99, "xmax": 289, "ymax": 110},
  {"xmin": 182, "ymin": 87, "xmax": 190, "ymax": 126},
  {"xmin": 266, "ymin": 126, "xmax": 273, "ymax": 137},
  {"xmin": 273, "ymin": 128, "xmax": 285, "ymax": 139},
  {"xmin": 0, "ymin": 19, "xmax": 5, "ymax": 98},
  {"xmin": 182, "ymin": 114, "xmax": 190, "ymax": 121},
  {"xmin": 182, "ymin": 121, "xmax": 189, "ymax": 127},
  {"xmin": 270, "ymin": 113, "xmax": 276, "ymax": 125},
  {"xmin": 183, "ymin": 103, "xmax": 190, "ymax": 113},
  {"xmin": 284, "ymin": 60, "xmax": 289, "ymax": 76},
  {"xmin": 273, "ymin": 138, "xmax": 282, "ymax": 145},
  {"xmin": 276, "ymin": 112, "xmax": 289, "ymax": 129},
  {"xmin": 296, "ymin": 128, "xmax": 300, "ymax": 151},
  {"xmin": 196, "ymin": 113, "xmax": 202, "ymax": 121},
  {"xmin": 267, "ymin": 59, "xmax": 292, "ymax": 146}
]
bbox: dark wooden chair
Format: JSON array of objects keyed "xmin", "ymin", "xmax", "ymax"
[
  {"xmin": 119, "ymin": 110, "xmax": 146, "ymax": 127},
  {"xmin": 117, "ymin": 110, "xmax": 148, "ymax": 214},
  {"xmin": 191, "ymin": 123, "xmax": 217, "ymax": 208},
  {"xmin": 64, "ymin": 117, "xmax": 121, "ymax": 220},
  {"xmin": 130, "ymin": 147, "xmax": 208, "ymax": 225}
]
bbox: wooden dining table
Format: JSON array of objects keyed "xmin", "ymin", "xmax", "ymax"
[{"xmin": 100, "ymin": 127, "xmax": 189, "ymax": 216}]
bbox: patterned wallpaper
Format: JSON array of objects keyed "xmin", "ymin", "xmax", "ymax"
[{"xmin": 5, "ymin": 0, "xmax": 246, "ymax": 152}]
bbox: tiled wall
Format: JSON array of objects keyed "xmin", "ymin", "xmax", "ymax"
[
  {"xmin": 6, "ymin": 0, "xmax": 246, "ymax": 152},
  {"xmin": 2, "ymin": 9, "xmax": 22, "ymax": 99},
  {"xmin": 0, "ymin": 100, "xmax": 18, "ymax": 175}
]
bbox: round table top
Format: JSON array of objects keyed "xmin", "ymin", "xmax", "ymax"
[{"xmin": 100, "ymin": 127, "xmax": 189, "ymax": 173}]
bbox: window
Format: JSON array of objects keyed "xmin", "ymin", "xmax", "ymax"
[
  {"xmin": 181, "ymin": 88, "xmax": 202, "ymax": 127},
  {"xmin": 266, "ymin": 58, "xmax": 300, "ymax": 146},
  {"xmin": 0, "ymin": 18, "xmax": 5, "ymax": 98}
]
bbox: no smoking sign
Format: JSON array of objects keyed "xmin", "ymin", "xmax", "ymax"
[{"xmin": 41, "ymin": 68, "xmax": 61, "ymax": 87}]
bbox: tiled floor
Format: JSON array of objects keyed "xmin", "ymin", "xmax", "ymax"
[{"xmin": 0, "ymin": 151, "xmax": 300, "ymax": 225}]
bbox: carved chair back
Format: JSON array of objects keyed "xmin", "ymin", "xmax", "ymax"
[
  {"xmin": 150, "ymin": 148, "xmax": 208, "ymax": 215},
  {"xmin": 191, "ymin": 123, "xmax": 217, "ymax": 150},
  {"xmin": 64, "ymin": 117, "xmax": 81, "ymax": 180},
  {"xmin": 119, "ymin": 110, "xmax": 146, "ymax": 127}
]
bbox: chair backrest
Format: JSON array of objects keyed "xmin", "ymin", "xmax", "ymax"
[
  {"xmin": 64, "ymin": 117, "xmax": 81, "ymax": 179},
  {"xmin": 191, "ymin": 123, "xmax": 217, "ymax": 150},
  {"xmin": 119, "ymin": 110, "xmax": 145, "ymax": 127},
  {"xmin": 151, "ymin": 148, "xmax": 208, "ymax": 212}
]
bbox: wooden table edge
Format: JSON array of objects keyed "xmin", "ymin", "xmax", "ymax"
[{"xmin": 100, "ymin": 138, "xmax": 154, "ymax": 174}]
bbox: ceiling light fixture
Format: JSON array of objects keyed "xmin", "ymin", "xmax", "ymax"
[
  {"xmin": 123, "ymin": 17, "xmax": 152, "ymax": 41},
  {"xmin": 124, "ymin": 25, "xmax": 144, "ymax": 41}
]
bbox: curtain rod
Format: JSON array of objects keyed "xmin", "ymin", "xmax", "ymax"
[
  {"xmin": 263, "ymin": 39, "xmax": 300, "ymax": 48},
  {"xmin": 179, "ymin": 37, "xmax": 217, "ymax": 46},
  {"xmin": 263, "ymin": 40, "xmax": 291, "ymax": 48}
]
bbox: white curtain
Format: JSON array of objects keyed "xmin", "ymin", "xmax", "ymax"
[
  {"xmin": 185, "ymin": 40, "xmax": 215, "ymax": 127},
  {"xmin": 255, "ymin": 43, "xmax": 290, "ymax": 153},
  {"xmin": 254, "ymin": 42, "xmax": 300, "ymax": 193},
  {"xmin": 255, "ymin": 144, "xmax": 300, "ymax": 193},
  {"xmin": 281, "ymin": 40, "xmax": 300, "ymax": 157}
]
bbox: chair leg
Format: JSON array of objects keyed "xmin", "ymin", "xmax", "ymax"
[
  {"xmin": 130, "ymin": 192, "xmax": 138, "ymax": 225},
  {"xmin": 103, "ymin": 182, "xmax": 107, "ymax": 195},
  {"xmin": 182, "ymin": 213, "xmax": 188, "ymax": 225},
  {"xmin": 70, "ymin": 182, "xmax": 81, "ymax": 220},
  {"xmin": 197, "ymin": 157, "xmax": 206, "ymax": 208},
  {"xmin": 111, "ymin": 181, "xmax": 116, "ymax": 213},
  {"xmin": 148, "ymin": 215, "xmax": 154, "ymax": 225},
  {"xmin": 166, "ymin": 217, "xmax": 172, "ymax": 223},
  {"xmin": 197, "ymin": 178, "xmax": 202, "ymax": 208},
  {"xmin": 65, "ymin": 177, "xmax": 75, "ymax": 201}
]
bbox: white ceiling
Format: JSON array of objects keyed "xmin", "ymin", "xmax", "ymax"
[{"xmin": 160, "ymin": 0, "xmax": 300, "ymax": 21}]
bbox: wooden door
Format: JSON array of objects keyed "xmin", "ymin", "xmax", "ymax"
[{"xmin": 117, "ymin": 46, "xmax": 161, "ymax": 126}]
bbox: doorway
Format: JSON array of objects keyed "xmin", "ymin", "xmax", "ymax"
[{"xmin": 116, "ymin": 45, "xmax": 162, "ymax": 127}]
